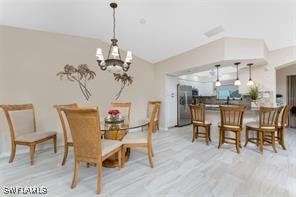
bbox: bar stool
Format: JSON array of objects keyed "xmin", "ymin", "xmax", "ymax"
[
  {"xmin": 244, "ymin": 106, "xmax": 280, "ymax": 153},
  {"xmin": 218, "ymin": 105, "xmax": 245, "ymax": 153},
  {"xmin": 189, "ymin": 104, "xmax": 212, "ymax": 145}
]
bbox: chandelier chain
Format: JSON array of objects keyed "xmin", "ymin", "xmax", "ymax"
[{"xmin": 113, "ymin": 7, "xmax": 116, "ymax": 39}]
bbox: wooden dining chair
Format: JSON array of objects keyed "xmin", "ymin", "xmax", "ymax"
[
  {"xmin": 61, "ymin": 107, "xmax": 122, "ymax": 194},
  {"xmin": 54, "ymin": 103, "xmax": 78, "ymax": 165},
  {"xmin": 121, "ymin": 103, "xmax": 159, "ymax": 168},
  {"xmin": 111, "ymin": 102, "xmax": 131, "ymax": 123},
  {"xmin": 277, "ymin": 105, "xmax": 291, "ymax": 150},
  {"xmin": 245, "ymin": 106, "xmax": 280, "ymax": 153},
  {"xmin": 148, "ymin": 101, "xmax": 161, "ymax": 132},
  {"xmin": 218, "ymin": 105, "xmax": 245, "ymax": 153},
  {"xmin": 189, "ymin": 104, "xmax": 212, "ymax": 145},
  {"xmin": 0, "ymin": 104, "xmax": 57, "ymax": 165}
]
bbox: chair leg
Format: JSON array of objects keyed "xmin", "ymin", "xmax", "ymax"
[
  {"xmin": 53, "ymin": 135, "xmax": 57, "ymax": 153},
  {"xmin": 30, "ymin": 145, "xmax": 36, "ymax": 165},
  {"xmin": 121, "ymin": 146, "xmax": 126, "ymax": 167},
  {"xmin": 62, "ymin": 144, "xmax": 69, "ymax": 166},
  {"xmin": 71, "ymin": 160, "xmax": 80, "ymax": 189},
  {"xmin": 280, "ymin": 128, "xmax": 286, "ymax": 150},
  {"xmin": 235, "ymin": 132, "xmax": 240, "ymax": 154},
  {"xmin": 9, "ymin": 142, "xmax": 16, "ymax": 163},
  {"xmin": 192, "ymin": 125, "xmax": 196, "ymax": 143},
  {"xmin": 118, "ymin": 148, "xmax": 122, "ymax": 169},
  {"xmin": 96, "ymin": 162, "xmax": 102, "ymax": 194},
  {"xmin": 238, "ymin": 131, "xmax": 242, "ymax": 148},
  {"xmin": 151, "ymin": 145, "xmax": 155, "ymax": 157},
  {"xmin": 196, "ymin": 126, "xmax": 199, "ymax": 139},
  {"xmin": 244, "ymin": 127, "xmax": 249, "ymax": 147},
  {"xmin": 271, "ymin": 132, "xmax": 277, "ymax": 153},
  {"xmin": 208, "ymin": 127, "xmax": 212, "ymax": 142},
  {"xmin": 259, "ymin": 132, "xmax": 263, "ymax": 153},
  {"xmin": 218, "ymin": 128, "xmax": 222, "ymax": 149},
  {"xmin": 147, "ymin": 145, "xmax": 154, "ymax": 168},
  {"xmin": 205, "ymin": 127, "xmax": 209, "ymax": 145}
]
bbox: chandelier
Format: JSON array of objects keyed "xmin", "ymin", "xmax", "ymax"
[{"xmin": 96, "ymin": 2, "xmax": 132, "ymax": 73}]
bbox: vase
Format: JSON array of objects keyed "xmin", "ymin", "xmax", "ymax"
[{"xmin": 104, "ymin": 115, "xmax": 124, "ymax": 123}]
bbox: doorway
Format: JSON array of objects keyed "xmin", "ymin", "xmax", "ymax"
[{"xmin": 287, "ymin": 75, "xmax": 296, "ymax": 128}]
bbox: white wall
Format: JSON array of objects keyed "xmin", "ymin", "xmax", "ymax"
[
  {"xmin": 0, "ymin": 26, "xmax": 155, "ymax": 156},
  {"xmin": 276, "ymin": 64, "xmax": 296, "ymax": 104}
]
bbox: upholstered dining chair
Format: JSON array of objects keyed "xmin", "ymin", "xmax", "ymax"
[
  {"xmin": 189, "ymin": 104, "xmax": 212, "ymax": 145},
  {"xmin": 61, "ymin": 107, "xmax": 122, "ymax": 194},
  {"xmin": 0, "ymin": 104, "xmax": 57, "ymax": 165},
  {"xmin": 121, "ymin": 103, "xmax": 159, "ymax": 168},
  {"xmin": 245, "ymin": 106, "xmax": 280, "ymax": 153},
  {"xmin": 111, "ymin": 102, "xmax": 131, "ymax": 123},
  {"xmin": 148, "ymin": 101, "xmax": 161, "ymax": 132},
  {"xmin": 218, "ymin": 105, "xmax": 245, "ymax": 153},
  {"xmin": 54, "ymin": 103, "xmax": 78, "ymax": 165}
]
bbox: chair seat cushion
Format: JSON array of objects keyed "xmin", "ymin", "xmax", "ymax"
[
  {"xmin": 101, "ymin": 139, "xmax": 122, "ymax": 157},
  {"xmin": 246, "ymin": 121, "xmax": 276, "ymax": 130},
  {"xmin": 193, "ymin": 120, "xmax": 211, "ymax": 125},
  {"xmin": 121, "ymin": 131, "xmax": 147, "ymax": 144},
  {"xmin": 218, "ymin": 123, "xmax": 240, "ymax": 129},
  {"xmin": 15, "ymin": 131, "xmax": 56, "ymax": 143}
]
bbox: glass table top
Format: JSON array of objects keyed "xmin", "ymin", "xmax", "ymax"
[{"xmin": 100, "ymin": 119, "xmax": 149, "ymax": 131}]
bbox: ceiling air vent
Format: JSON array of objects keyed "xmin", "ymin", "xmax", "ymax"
[{"xmin": 204, "ymin": 25, "xmax": 224, "ymax": 38}]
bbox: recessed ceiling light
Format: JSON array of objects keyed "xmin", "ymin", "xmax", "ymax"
[{"xmin": 139, "ymin": 18, "xmax": 146, "ymax": 24}]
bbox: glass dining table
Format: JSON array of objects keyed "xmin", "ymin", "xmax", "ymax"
[{"xmin": 100, "ymin": 119, "xmax": 149, "ymax": 168}]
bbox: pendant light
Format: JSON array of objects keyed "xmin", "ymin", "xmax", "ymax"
[
  {"xmin": 215, "ymin": 65, "xmax": 221, "ymax": 87},
  {"xmin": 247, "ymin": 63, "xmax": 254, "ymax": 86},
  {"xmin": 234, "ymin": 62, "xmax": 241, "ymax": 86}
]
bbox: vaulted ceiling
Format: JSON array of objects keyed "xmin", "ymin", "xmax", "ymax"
[{"xmin": 0, "ymin": 0, "xmax": 295, "ymax": 63}]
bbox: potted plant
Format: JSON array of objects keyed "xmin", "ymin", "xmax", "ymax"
[
  {"xmin": 276, "ymin": 94, "xmax": 283, "ymax": 104},
  {"xmin": 249, "ymin": 84, "xmax": 260, "ymax": 107}
]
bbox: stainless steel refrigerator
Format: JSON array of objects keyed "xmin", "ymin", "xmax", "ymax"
[{"xmin": 177, "ymin": 84, "xmax": 192, "ymax": 126}]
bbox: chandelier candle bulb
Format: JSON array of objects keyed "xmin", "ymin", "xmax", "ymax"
[
  {"xmin": 126, "ymin": 51, "xmax": 132, "ymax": 60},
  {"xmin": 96, "ymin": 48, "xmax": 103, "ymax": 56},
  {"xmin": 112, "ymin": 46, "xmax": 119, "ymax": 57}
]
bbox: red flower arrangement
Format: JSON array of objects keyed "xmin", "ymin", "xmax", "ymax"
[{"xmin": 108, "ymin": 109, "xmax": 120, "ymax": 116}]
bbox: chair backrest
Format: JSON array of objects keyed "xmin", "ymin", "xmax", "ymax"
[
  {"xmin": 53, "ymin": 103, "xmax": 78, "ymax": 143},
  {"xmin": 148, "ymin": 101, "xmax": 161, "ymax": 121},
  {"xmin": 0, "ymin": 104, "xmax": 36, "ymax": 140},
  {"xmin": 61, "ymin": 107, "xmax": 101, "ymax": 163},
  {"xmin": 259, "ymin": 106, "xmax": 279, "ymax": 129},
  {"xmin": 189, "ymin": 104, "xmax": 205, "ymax": 123},
  {"xmin": 147, "ymin": 103, "xmax": 159, "ymax": 143},
  {"xmin": 111, "ymin": 102, "xmax": 131, "ymax": 123},
  {"xmin": 220, "ymin": 105, "xmax": 245, "ymax": 128},
  {"xmin": 280, "ymin": 105, "xmax": 291, "ymax": 127}
]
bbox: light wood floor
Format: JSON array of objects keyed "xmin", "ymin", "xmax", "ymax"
[{"xmin": 1, "ymin": 126, "xmax": 296, "ymax": 197}]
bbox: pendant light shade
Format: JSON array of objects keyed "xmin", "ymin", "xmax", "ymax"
[
  {"xmin": 247, "ymin": 63, "xmax": 254, "ymax": 86},
  {"xmin": 215, "ymin": 64, "xmax": 221, "ymax": 87},
  {"xmin": 234, "ymin": 62, "xmax": 241, "ymax": 86}
]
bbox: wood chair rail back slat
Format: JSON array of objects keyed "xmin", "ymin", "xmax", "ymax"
[
  {"xmin": 220, "ymin": 105, "xmax": 245, "ymax": 128},
  {"xmin": 189, "ymin": 104, "xmax": 205, "ymax": 123},
  {"xmin": 111, "ymin": 102, "xmax": 131, "ymax": 123}
]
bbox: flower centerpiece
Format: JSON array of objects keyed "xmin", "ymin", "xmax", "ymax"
[{"xmin": 104, "ymin": 109, "xmax": 124, "ymax": 123}]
